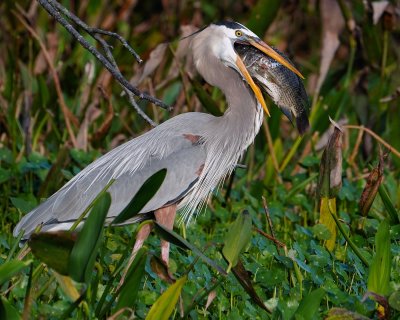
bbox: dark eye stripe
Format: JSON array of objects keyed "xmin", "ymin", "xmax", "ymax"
[{"xmin": 214, "ymin": 21, "xmax": 246, "ymax": 30}]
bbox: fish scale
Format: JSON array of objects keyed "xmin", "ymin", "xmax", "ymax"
[{"xmin": 235, "ymin": 44, "xmax": 310, "ymax": 134}]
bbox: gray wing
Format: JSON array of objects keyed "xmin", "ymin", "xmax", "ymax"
[{"xmin": 13, "ymin": 113, "xmax": 210, "ymax": 239}]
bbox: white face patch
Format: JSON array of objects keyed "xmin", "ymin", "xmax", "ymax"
[{"xmin": 206, "ymin": 23, "xmax": 259, "ymax": 71}]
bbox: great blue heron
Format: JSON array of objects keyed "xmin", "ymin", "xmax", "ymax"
[{"xmin": 14, "ymin": 21, "xmax": 307, "ymax": 265}]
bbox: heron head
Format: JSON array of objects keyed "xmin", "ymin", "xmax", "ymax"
[{"xmin": 204, "ymin": 21, "xmax": 304, "ymax": 117}]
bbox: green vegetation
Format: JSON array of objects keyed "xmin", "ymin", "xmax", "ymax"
[{"xmin": 1, "ymin": 1, "xmax": 399, "ymax": 319}]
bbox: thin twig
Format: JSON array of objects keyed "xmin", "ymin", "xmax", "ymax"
[
  {"xmin": 262, "ymin": 196, "xmax": 282, "ymax": 253},
  {"xmin": 36, "ymin": 0, "xmax": 171, "ymax": 126},
  {"xmin": 254, "ymin": 228, "xmax": 286, "ymax": 249},
  {"xmin": 348, "ymin": 125, "xmax": 364, "ymax": 165},
  {"xmin": 344, "ymin": 125, "xmax": 400, "ymax": 159}
]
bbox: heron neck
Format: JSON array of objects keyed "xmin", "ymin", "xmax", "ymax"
[{"xmin": 202, "ymin": 60, "xmax": 263, "ymax": 149}]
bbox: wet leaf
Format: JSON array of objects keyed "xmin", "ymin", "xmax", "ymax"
[
  {"xmin": 29, "ymin": 232, "xmax": 76, "ymax": 275},
  {"xmin": 146, "ymin": 275, "xmax": 187, "ymax": 320},
  {"xmin": 222, "ymin": 210, "xmax": 252, "ymax": 271},
  {"xmin": 68, "ymin": 192, "xmax": 111, "ymax": 283},
  {"xmin": 113, "ymin": 169, "xmax": 167, "ymax": 225},
  {"xmin": 367, "ymin": 220, "xmax": 391, "ymax": 296}
]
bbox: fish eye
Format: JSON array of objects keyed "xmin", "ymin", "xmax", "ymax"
[{"xmin": 235, "ymin": 30, "xmax": 243, "ymax": 37}]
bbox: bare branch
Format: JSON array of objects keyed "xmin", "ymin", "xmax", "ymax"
[{"xmin": 36, "ymin": 0, "xmax": 171, "ymax": 127}]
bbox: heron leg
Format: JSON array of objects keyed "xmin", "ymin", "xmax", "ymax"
[{"xmin": 154, "ymin": 204, "xmax": 177, "ymax": 266}]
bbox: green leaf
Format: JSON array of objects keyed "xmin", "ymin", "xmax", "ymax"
[
  {"xmin": 115, "ymin": 248, "xmax": 147, "ymax": 311},
  {"xmin": 0, "ymin": 167, "xmax": 11, "ymax": 184},
  {"xmin": 112, "ymin": 169, "xmax": 167, "ymax": 224},
  {"xmin": 379, "ymin": 184, "xmax": 399, "ymax": 223},
  {"xmin": 222, "ymin": 210, "xmax": 252, "ymax": 272},
  {"xmin": 0, "ymin": 260, "xmax": 32, "ymax": 285},
  {"xmin": 295, "ymin": 288, "xmax": 325, "ymax": 320},
  {"xmin": 247, "ymin": 0, "xmax": 281, "ymax": 36},
  {"xmin": 10, "ymin": 196, "xmax": 37, "ymax": 214},
  {"xmin": 29, "ymin": 232, "xmax": 76, "ymax": 275},
  {"xmin": 146, "ymin": 276, "xmax": 187, "ymax": 320},
  {"xmin": 319, "ymin": 197, "xmax": 337, "ymax": 250},
  {"xmin": 0, "ymin": 297, "xmax": 21, "ymax": 320},
  {"xmin": 389, "ymin": 290, "xmax": 400, "ymax": 311},
  {"xmin": 68, "ymin": 192, "xmax": 111, "ymax": 283},
  {"xmin": 367, "ymin": 220, "xmax": 391, "ymax": 296}
]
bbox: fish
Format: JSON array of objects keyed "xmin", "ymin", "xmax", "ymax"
[{"xmin": 235, "ymin": 43, "xmax": 310, "ymax": 134}]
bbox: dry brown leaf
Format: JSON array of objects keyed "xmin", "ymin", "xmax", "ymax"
[
  {"xmin": 314, "ymin": 0, "xmax": 345, "ymax": 96},
  {"xmin": 130, "ymin": 43, "xmax": 168, "ymax": 86},
  {"xmin": 34, "ymin": 32, "xmax": 58, "ymax": 75},
  {"xmin": 372, "ymin": 1, "xmax": 390, "ymax": 25},
  {"xmin": 358, "ymin": 151, "xmax": 387, "ymax": 216},
  {"xmin": 205, "ymin": 290, "xmax": 217, "ymax": 311},
  {"xmin": 315, "ymin": 118, "xmax": 348, "ymax": 151}
]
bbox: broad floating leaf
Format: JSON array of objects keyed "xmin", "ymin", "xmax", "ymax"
[
  {"xmin": 113, "ymin": 168, "xmax": 167, "ymax": 225},
  {"xmin": 29, "ymin": 232, "xmax": 76, "ymax": 275},
  {"xmin": 222, "ymin": 210, "xmax": 252, "ymax": 272},
  {"xmin": 0, "ymin": 260, "xmax": 32, "ymax": 285},
  {"xmin": 68, "ymin": 192, "xmax": 111, "ymax": 283},
  {"xmin": 146, "ymin": 276, "xmax": 187, "ymax": 320},
  {"xmin": 367, "ymin": 220, "xmax": 391, "ymax": 296}
]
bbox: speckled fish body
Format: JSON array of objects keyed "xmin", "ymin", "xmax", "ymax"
[{"xmin": 235, "ymin": 44, "xmax": 310, "ymax": 134}]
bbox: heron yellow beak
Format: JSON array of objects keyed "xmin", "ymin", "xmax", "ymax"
[
  {"xmin": 236, "ymin": 56, "xmax": 271, "ymax": 117},
  {"xmin": 249, "ymin": 39, "xmax": 305, "ymax": 79}
]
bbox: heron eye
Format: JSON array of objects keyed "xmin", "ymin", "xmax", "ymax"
[{"xmin": 235, "ymin": 30, "xmax": 243, "ymax": 37}]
